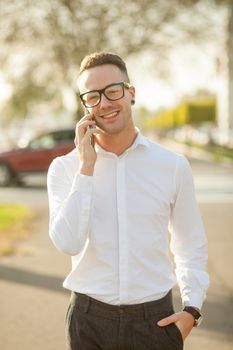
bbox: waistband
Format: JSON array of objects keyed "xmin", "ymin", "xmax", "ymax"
[{"xmin": 70, "ymin": 290, "xmax": 174, "ymax": 320}]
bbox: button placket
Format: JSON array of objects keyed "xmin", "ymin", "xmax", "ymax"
[{"xmin": 116, "ymin": 156, "xmax": 128, "ymax": 304}]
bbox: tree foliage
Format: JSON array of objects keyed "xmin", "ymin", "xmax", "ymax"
[{"xmin": 0, "ymin": 0, "xmax": 229, "ymax": 120}]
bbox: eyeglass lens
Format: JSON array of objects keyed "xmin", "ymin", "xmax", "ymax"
[{"xmin": 82, "ymin": 83, "xmax": 124, "ymax": 107}]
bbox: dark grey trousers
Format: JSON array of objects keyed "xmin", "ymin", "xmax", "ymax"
[{"xmin": 65, "ymin": 290, "xmax": 183, "ymax": 350}]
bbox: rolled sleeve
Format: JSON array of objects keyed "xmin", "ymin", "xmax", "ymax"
[
  {"xmin": 169, "ymin": 156, "xmax": 210, "ymax": 309},
  {"xmin": 47, "ymin": 158, "xmax": 94, "ymax": 256}
]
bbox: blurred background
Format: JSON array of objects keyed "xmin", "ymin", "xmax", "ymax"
[{"xmin": 0, "ymin": 1, "xmax": 232, "ymax": 349}]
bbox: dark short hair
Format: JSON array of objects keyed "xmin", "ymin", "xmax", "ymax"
[{"xmin": 79, "ymin": 51, "xmax": 130, "ymax": 82}]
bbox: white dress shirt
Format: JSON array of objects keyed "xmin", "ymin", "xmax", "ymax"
[{"xmin": 47, "ymin": 131, "xmax": 209, "ymax": 309}]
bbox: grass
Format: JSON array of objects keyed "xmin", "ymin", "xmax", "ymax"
[
  {"xmin": 211, "ymin": 145, "xmax": 233, "ymax": 161},
  {"xmin": 183, "ymin": 141, "xmax": 233, "ymax": 162},
  {"xmin": 0, "ymin": 204, "xmax": 34, "ymax": 256}
]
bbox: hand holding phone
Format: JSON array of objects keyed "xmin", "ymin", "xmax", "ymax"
[
  {"xmin": 85, "ymin": 108, "xmax": 95, "ymax": 147},
  {"xmin": 75, "ymin": 108, "xmax": 99, "ymax": 176}
]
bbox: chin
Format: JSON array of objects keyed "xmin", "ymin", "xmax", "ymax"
[{"xmin": 96, "ymin": 122, "xmax": 121, "ymax": 135}]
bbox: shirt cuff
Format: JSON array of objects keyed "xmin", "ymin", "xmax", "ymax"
[
  {"xmin": 70, "ymin": 173, "xmax": 93, "ymax": 194},
  {"xmin": 182, "ymin": 291, "xmax": 206, "ymax": 310}
]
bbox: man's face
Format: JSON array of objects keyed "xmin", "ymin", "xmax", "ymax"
[{"xmin": 78, "ymin": 64, "xmax": 135, "ymax": 135}]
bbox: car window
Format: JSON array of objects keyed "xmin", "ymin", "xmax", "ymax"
[
  {"xmin": 52, "ymin": 130, "xmax": 75, "ymax": 144},
  {"xmin": 28, "ymin": 135, "xmax": 56, "ymax": 149},
  {"xmin": 28, "ymin": 130, "xmax": 75, "ymax": 149}
]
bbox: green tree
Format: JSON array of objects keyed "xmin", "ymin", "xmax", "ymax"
[{"xmin": 0, "ymin": 0, "xmax": 229, "ymax": 121}]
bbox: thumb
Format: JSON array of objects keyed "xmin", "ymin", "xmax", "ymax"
[{"xmin": 157, "ymin": 313, "xmax": 177, "ymax": 327}]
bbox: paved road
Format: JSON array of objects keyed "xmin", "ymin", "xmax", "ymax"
[{"xmin": 0, "ymin": 158, "xmax": 233, "ymax": 350}]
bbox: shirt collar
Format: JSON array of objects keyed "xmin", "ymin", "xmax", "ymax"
[{"xmin": 130, "ymin": 128, "xmax": 150, "ymax": 150}]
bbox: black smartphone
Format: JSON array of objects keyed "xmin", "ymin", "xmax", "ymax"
[{"xmin": 85, "ymin": 108, "xmax": 95, "ymax": 147}]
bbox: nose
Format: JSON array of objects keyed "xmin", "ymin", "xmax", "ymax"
[{"xmin": 99, "ymin": 93, "xmax": 112, "ymax": 108}]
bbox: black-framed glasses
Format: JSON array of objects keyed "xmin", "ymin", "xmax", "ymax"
[{"xmin": 79, "ymin": 82, "xmax": 131, "ymax": 108}]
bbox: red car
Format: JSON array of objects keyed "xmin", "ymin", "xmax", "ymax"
[{"xmin": 0, "ymin": 128, "xmax": 75, "ymax": 186}]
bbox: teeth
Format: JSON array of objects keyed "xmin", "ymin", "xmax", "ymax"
[{"xmin": 102, "ymin": 111, "xmax": 118, "ymax": 119}]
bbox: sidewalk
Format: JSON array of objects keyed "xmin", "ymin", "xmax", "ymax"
[
  {"xmin": 0, "ymin": 192, "xmax": 232, "ymax": 349},
  {"xmin": 0, "ymin": 203, "xmax": 71, "ymax": 350}
]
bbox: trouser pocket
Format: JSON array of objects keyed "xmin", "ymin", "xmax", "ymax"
[
  {"xmin": 147, "ymin": 313, "xmax": 183, "ymax": 350},
  {"xmin": 162, "ymin": 323, "xmax": 183, "ymax": 350}
]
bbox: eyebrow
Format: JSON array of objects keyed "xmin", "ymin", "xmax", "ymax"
[{"xmin": 80, "ymin": 82, "xmax": 126, "ymax": 96}]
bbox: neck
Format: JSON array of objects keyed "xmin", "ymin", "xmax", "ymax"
[{"xmin": 95, "ymin": 124, "xmax": 138, "ymax": 156}]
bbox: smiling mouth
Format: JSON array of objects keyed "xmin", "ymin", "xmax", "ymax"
[{"xmin": 99, "ymin": 110, "xmax": 119, "ymax": 119}]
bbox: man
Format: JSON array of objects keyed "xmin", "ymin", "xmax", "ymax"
[{"xmin": 47, "ymin": 51, "xmax": 209, "ymax": 350}]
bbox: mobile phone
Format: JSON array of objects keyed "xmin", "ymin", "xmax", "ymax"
[{"xmin": 85, "ymin": 108, "xmax": 95, "ymax": 147}]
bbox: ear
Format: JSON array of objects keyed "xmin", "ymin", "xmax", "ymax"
[{"xmin": 128, "ymin": 85, "xmax": 135, "ymax": 104}]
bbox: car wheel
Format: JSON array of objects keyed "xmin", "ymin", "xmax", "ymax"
[{"xmin": 0, "ymin": 163, "xmax": 14, "ymax": 186}]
